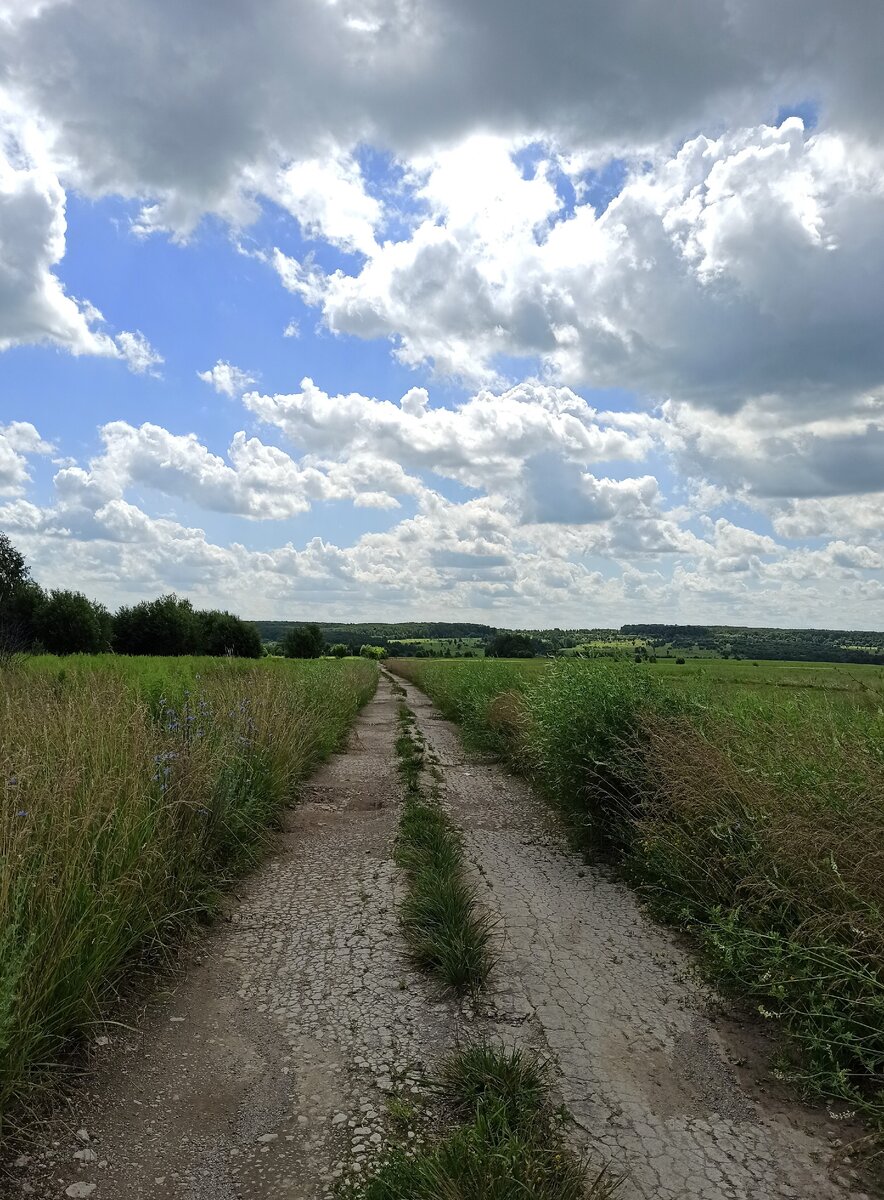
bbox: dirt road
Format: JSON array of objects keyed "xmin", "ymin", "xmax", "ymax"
[
  {"xmin": 394, "ymin": 669, "xmax": 873, "ymax": 1200},
  {"xmin": 3, "ymin": 670, "xmax": 875, "ymax": 1200}
]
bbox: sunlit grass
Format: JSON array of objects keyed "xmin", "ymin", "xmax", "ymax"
[
  {"xmin": 0, "ymin": 655, "xmax": 377, "ymax": 1130},
  {"xmin": 390, "ymin": 656, "xmax": 884, "ymax": 1122}
]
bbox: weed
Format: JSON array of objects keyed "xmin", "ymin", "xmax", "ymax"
[
  {"xmin": 394, "ymin": 706, "xmax": 492, "ymax": 994},
  {"xmin": 344, "ymin": 1043, "xmax": 620, "ymax": 1199}
]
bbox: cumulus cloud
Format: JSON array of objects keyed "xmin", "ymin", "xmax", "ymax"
[
  {"xmin": 0, "ymin": 420, "xmax": 52, "ymax": 494},
  {"xmin": 301, "ymin": 122, "xmax": 884, "ymax": 414},
  {"xmin": 198, "ymin": 359, "xmax": 257, "ymax": 397},
  {"xmin": 3, "ymin": 0, "xmax": 884, "ymax": 231},
  {"xmin": 244, "ymin": 377, "xmax": 652, "ymax": 499},
  {"xmin": 53, "ymin": 419, "xmax": 424, "ymax": 521},
  {"xmin": 115, "ymin": 329, "xmax": 164, "ymax": 375}
]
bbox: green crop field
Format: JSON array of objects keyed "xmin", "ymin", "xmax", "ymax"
[
  {"xmin": 0, "ymin": 654, "xmax": 377, "ymax": 1128},
  {"xmin": 388, "ymin": 636, "xmax": 486, "ymax": 658},
  {"xmin": 390, "ymin": 655, "xmax": 884, "ymax": 1122}
]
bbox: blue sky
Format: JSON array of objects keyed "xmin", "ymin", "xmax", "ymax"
[{"xmin": 0, "ymin": 1, "xmax": 882, "ymax": 627}]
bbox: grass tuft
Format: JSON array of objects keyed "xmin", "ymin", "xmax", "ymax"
[
  {"xmin": 345, "ymin": 1042, "xmax": 620, "ymax": 1200},
  {"xmin": 394, "ymin": 707, "xmax": 492, "ymax": 995}
]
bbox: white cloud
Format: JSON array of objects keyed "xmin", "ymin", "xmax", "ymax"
[
  {"xmin": 53, "ymin": 419, "xmax": 424, "ymax": 521},
  {"xmin": 244, "ymin": 376, "xmax": 652, "ymax": 499},
  {"xmin": 197, "ymin": 359, "xmax": 257, "ymax": 397},
  {"xmin": 0, "ymin": 420, "xmax": 52, "ymax": 494},
  {"xmin": 274, "ymin": 152, "xmax": 382, "ymax": 255},
  {"xmin": 115, "ymin": 329, "xmax": 164, "ymax": 375},
  {"xmin": 301, "ymin": 122, "xmax": 884, "ymax": 414}
]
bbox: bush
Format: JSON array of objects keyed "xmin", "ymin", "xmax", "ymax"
[
  {"xmin": 197, "ymin": 609, "xmax": 262, "ymax": 658},
  {"xmin": 360, "ymin": 644, "xmax": 388, "ymax": 660},
  {"xmin": 34, "ymin": 590, "xmax": 112, "ymax": 655},
  {"xmin": 329, "ymin": 643, "xmax": 349, "ymax": 658},
  {"xmin": 282, "ymin": 623, "xmax": 324, "ymax": 659},
  {"xmin": 114, "ymin": 594, "xmax": 200, "ymax": 656}
]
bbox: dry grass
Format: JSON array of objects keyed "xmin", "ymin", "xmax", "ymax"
[{"xmin": 0, "ymin": 656, "xmax": 376, "ymax": 1130}]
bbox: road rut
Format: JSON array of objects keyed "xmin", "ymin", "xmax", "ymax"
[
  {"xmin": 395, "ymin": 669, "xmax": 874, "ymax": 1200},
  {"xmin": 4, "ymin": 675, "xmax": 455, "ymax": 1200}
]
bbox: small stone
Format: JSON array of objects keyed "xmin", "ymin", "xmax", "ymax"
[
  {"xmin": 74, "ymin": 1148, "xmax": 98, "ymax": 1162},
  {"xmin": 65, "ymin": 1185, "xmax": 97, "ymax": 1199},
  {"xmin": 257, "ymin": 1133, "xmax": 278, "ymax": 1144},
  {"xmin": 75, "ymin": 1129, "xmax": 91, "ymax": 1144}
]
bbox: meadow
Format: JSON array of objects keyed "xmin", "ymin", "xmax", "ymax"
[
  {"xmin": 389, "ymin": 656, "xmax": 884, "ymax": 1124},
  {"xmin": 0, "ymin": 653, "xmax": 377, "ymax": 1130}
]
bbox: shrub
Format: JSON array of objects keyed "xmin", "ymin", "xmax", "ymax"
[
  {"xmin": 282, "ymin": 623, "xmax": 324, "ymax": 659},
  {"xmin": 34, "ymin": 590, "xmax": 112, "ymax": 655},
  {"xmin": 114, "ymin": 593, "xmax": 200, "ymax": 656}
]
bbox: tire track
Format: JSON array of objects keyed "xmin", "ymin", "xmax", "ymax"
[{"xmin": 394, "ymin": 670, "xmax": 875, "ymax": 1200}]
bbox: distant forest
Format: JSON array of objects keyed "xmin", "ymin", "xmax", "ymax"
[{"xmin": 250, "ymin": 620, "xmax": 884, "ymax": 664}]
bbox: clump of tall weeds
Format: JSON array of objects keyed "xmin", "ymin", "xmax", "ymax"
[{"xmin": 0, "ymin": 656, "xmax": 376, "ymax": 1129}]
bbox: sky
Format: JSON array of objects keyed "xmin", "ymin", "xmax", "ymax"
[{"xmin": 0, "ymin": 1, "xmax": 883, "ymax": 629}]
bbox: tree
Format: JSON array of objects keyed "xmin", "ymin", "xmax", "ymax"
[
  {"xmin": 282, "ymin": 623, "xmax": 324, "ymax": 659},
  {"xmin": 114, "ymin": 594, "xmax": 200, "ymax": 656},
  {"xmin": 487, "ymin": 632, "xmax": 534, "ymax": 659},
  {"xmin": 197, "ymin": 609, "xmax": 262, "ymax": 658},
  {"xmin": 0, "ymin": 533, "xmax": 44, "ymax": 653},
  {"xmin": 0, "ymin": 532, "xmax": 28, "ymax": 604},
  {"xmin": 359, "ymin": 644, "xmax": 388, "ymax": 660},
  {"xmin": 35, "ymin": 590, "xmax": 112, "ymax": 655},
  {"xmin": 329, "ymin": 643, "xmax": 349, "ymax": 658}
]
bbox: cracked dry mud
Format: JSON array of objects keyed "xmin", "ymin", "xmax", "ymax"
[
  {"xmin": 391, "ymin": 669, "xmax": 876, "ymax": 1200},
  {"xmin": 4, "ymin": 670, "xmax": 876, "ymax": 1200}
]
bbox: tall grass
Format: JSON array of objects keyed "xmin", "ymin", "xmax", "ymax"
[
  {"xmin": 0, "ymin": 655, "xmax": 376, "ymax": 1129},
  {"xmin": 391, "ymin": 658, "xmax": 884, "ymax": 1122}
]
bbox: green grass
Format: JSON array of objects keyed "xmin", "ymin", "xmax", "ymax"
[
  {"xmin": 388, "ymin": 637, "xmax": 486, "ymax": 658},
  {"xmin": 345, "ymin": 1043, "xmax": 619, "ymax": 1199},
  {"xmin": 0, "ymin": 654, "xmax": 377, "ymax": 1131},
  {"xmin": 390, "ymin": 656, "xmax": 884, "ymax": 1124},
  {"xmin": 394, "ymin": 706, "xmax": 492, "ymax": 994}
]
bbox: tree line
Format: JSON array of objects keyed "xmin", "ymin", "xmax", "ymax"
[{"xmin": 0, "ymin": 533, "xmax": 261, "ymax": 658}]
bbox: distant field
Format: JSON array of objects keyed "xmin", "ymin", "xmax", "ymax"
[
  {"xmin": 390, "ymin": 654, "xmax": 884, "ymax": 1120},
  {"xmin": 394, "ymin": 653, "xmax": 884, "ymax": 691},
  {"xmin": 389, "ymin": 636, "xmax": 485, "ymax": 658}
]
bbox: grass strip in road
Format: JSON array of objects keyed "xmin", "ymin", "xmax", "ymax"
[
  {"xmin": 346, "ymin": 1042, "xmax": 620, "ymax": 1199},
  {"xmin": 394, "ymin": 705, "xmax": 492, "ymax": 995}
]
